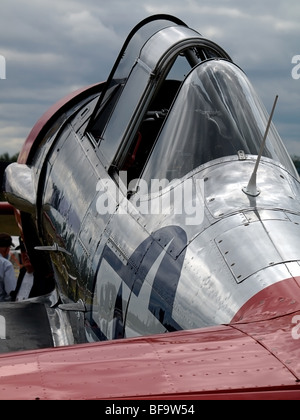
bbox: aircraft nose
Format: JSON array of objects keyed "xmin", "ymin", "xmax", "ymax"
[
  {"xmin": 231, "ymin": 276, "xmax": 300, "ymax": 323},
  {"xmin": 215, "ymin": 216, "xmax": 300, "ymax": 284}
]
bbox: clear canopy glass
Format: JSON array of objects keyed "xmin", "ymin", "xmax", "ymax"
[{"xmin": 142, "ymin": 59, "xmax": 297, "ymax": 183}]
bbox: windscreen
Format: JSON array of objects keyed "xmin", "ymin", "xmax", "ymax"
[{"xmin": 141, "ymin": 59, "xmax": 297, "ymax": 183}]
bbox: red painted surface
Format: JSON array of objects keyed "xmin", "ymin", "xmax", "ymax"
[
  {"xmin": 0, "ymin": 307, "xmax": 299, "ymax": 400},
  {"xmin": 0, "ymin": 201, "xmax": 14, "ymax": 215},
  {"xmin": 232, "ymin": 277, "xmax": 300, "ymax": 323},
  {"xmin": 17, "ymin": 82, "xmax": 103, "ymax": 164}
]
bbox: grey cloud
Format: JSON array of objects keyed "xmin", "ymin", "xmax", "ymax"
[{"xmin": 0, "ymin": 0, "xmax": 299, "ymax": 157}]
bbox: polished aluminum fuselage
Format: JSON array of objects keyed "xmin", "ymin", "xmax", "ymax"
[
  {"xmin": 158, "ymin": 155, "xmax": 300, "ymax": 328},
  {"xmin": 4, "ymin": 15, "xmax": 300, "ymax": 345},
  {"xmin": 9, "ymin": 146, "xmax": 299, "ymax": 342}
]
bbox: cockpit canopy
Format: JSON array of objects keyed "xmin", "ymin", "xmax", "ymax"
[{"xmin": 142, "ymin": 59, "xmax": 297, "ymax": 183}]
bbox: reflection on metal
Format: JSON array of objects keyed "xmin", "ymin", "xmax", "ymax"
[
  {"xmin": 58, "ymin": 300, "xmax": 86, "ymax": 312},
  {"xmin": 2, "ymin": 15, "xmax": 300, "ymax": 351},
  {"xmin": 4, "ymin": 163, "xmax": 36, "ymax": 213},
  {"xmin": 1, "ymin": 15, "xmax": 300, "ymax": 399},
  {"xmin": 35, "ymin": 243, "xmax": 72, "ymax": 256}
]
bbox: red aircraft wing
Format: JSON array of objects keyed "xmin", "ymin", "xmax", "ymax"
[{"xmin": 0, "ymin": 310, "xmax": 299, "ymax": 400}]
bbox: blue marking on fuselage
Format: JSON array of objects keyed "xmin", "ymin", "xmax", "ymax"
[{"xmin": 94, "ymin": 225, "xmax": 187, "ymax": 338}]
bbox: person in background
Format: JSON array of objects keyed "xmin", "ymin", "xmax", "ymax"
[
  {"xmin": 11, "ymin": 237, "xmax": 55, "ymax": 301},
  {"xmin": 12, "ymin": 237, "xmax": 36, "ymax": 301},
  {"xmin": 0, "ymin": 232, "xmax": 18, "ymax": 301}
]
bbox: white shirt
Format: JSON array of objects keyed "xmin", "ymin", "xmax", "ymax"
[{"xmin": 0, "ymin": 255, "xmax": 18, "ymax": 301}]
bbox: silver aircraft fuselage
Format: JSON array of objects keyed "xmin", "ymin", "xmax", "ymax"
[{"xmin": 4, "ymin": 14, "xmax": 300, "ymax": 346}]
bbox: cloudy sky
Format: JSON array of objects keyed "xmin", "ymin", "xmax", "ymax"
[{"xmin": 0, "ymin": 0, "xmax": 299, "ymax": 158}]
